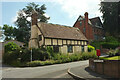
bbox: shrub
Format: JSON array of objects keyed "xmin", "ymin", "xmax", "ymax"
[
  {"xmin": 20, "ymin": 48, "xmax": 31, "ymax": 62},
  {"xmin": 105, "ymin": 36, "xmax": 118, "ymax": 43},
  {"xmin": 101, "ymin": 42, "xmax": 120, "ymax": 49},
  {"xmin": 90, "ymin": 41, "xmax": 103, "ymax": 49},
  {"xmin": 106, "ymin": 49, "xmax": 119, "ymax": 57},
  {"xmin": 46, "ymin": 46, "xmax": 54, "ymax": 58},
  {"xmin": 4, "ymin": 42, "xmax": 20, "ymax": 53},
  {"xmin": 88, "ymin": 45, "xmax": 95, "ymax": 52},
  {"xmin": 3, "ymin": 51, "xmax": 20, "ymax": 64},
  {"xmin": 81, "ymin": 52, "xmax": 97, "ymax": 60},
  {"xmin": 27, "ymin": 60, "xmax": 55, "ymax": 67}
]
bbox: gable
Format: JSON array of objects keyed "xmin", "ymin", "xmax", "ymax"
[{"xmin": 90, "ymin": 17, "xmax": 103, "ymax": 28}]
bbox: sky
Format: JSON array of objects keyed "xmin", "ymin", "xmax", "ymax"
[{"xmin": 0, "ymin": 0, "xmax": 102, "ymax": 27}]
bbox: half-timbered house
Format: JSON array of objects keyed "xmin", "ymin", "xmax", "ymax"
[{"xmin": 29, "ymin": 11, "xmax": 88, "ymax": 53}]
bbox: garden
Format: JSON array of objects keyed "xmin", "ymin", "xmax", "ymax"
[
  {"xmin": 3, "ymin": 42, "xmax": 97, "ymax": 67},
  {"xmin": 91, "ymin": 36, "xmax": 120, "ymax": 60}
]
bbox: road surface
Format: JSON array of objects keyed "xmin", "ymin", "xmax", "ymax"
[{"xmin": 2, "ymin": 60, "xmax": 88, "ymax": 79}]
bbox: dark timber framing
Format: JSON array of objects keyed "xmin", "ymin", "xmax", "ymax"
[{"xmin": 43, "ymin": 37, "xmax": 88, "ymax": 46}]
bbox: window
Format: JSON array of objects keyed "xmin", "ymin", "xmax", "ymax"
[
  {"xmin": 81, "ymin": 46, "xmax": 84, "ymax": 52},
  {"xmin": 68, "ymin": 45, "xmax": 73, "ymax": 53},
  {"xmin": 83, "ymin": 28, "xmax": 86, "ymax": 33},
  {"xmin": 94, "ymin": 34, "xmax": 98, "ymax": 40},
  {"xmin": 80, "ymin": 21, "xmax": 82, "ymax": 26},
  {"xmin": 53, "ymin": 46, "xmax": 59, "ymax": 53},
  {"xmin": 39, "ymin": 35, "xmax": 42, "ymax": 41}
]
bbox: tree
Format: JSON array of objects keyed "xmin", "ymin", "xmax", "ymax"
[
  {"xmin": 14, "ymin": 2, "xmax": 50, "ymax": 44},
  {"xmin": 2, "ymin": 24, "xmax": 15, "ymax": 41},
  {"xmin": 100, "ymin": 2, "xmax": 120, "ymax": 39}
]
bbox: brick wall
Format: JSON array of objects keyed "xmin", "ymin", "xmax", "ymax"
[
  {"xmin": 89, "ymin": 59, "xmax": 120, "ymax": 78},
  {"xmin": 74, "ymin": 19, "xmax": 94, "ymax": 40},
  {"xmin": 73, "ymin": 12, "xmax": 104, "ymax": 40}
]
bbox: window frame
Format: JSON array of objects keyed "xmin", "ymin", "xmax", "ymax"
[
  {"xmin": 81, "ymin": 46, "xmax": 84, "ymax": 52},
  {"xmin": 39, "ymin": 35, "xmax": 42, "ymax": 41},
  {"xmin": 80, "ymin": 21, "xmax": 82, "ymax": 26},
  {"xmin": 67, "ymin": 45, "xmax": 73, "ymax": 53}
]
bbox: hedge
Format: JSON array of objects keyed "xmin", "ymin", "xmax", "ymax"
[
  {"xmin": 26, "ymin": 52, "xmax": 97, "ymax": 67},
  {"xmin": 101, "ymin": 42, "xmax": 120, "ymax": 49}
]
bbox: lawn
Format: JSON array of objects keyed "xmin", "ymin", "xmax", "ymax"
[{"xmin": 100, "ymin": 56, "xmax": 120, "ymax": 60}]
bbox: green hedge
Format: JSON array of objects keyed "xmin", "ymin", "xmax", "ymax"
[
  {"xmin": 101, "ymin": 42, "xmax": 120, "ymax": 49},
  {"xmin": 4, "ymin": 42, "xmax": 20, "ymax": 53},
  {"xmin": 26, "ymin": 52, "xmax": 97, "ymax": 67}
]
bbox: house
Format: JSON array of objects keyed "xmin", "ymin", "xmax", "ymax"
[
  {"xmin": 73, "ymin": 12, "xmax": 104, "ymax": 41},
  {"xmin": 0, "ymin": 40, "xmax": 24, "ymax": 60},
  {"xmin": 29, "ymin": 11, "xmax": 88, "ymax": 53}
]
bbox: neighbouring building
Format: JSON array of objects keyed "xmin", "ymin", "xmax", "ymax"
[
  {"xmin": 29, "ymin": 11, "xmax": 88, "ymax": 53},
  {"xmin": 0, "ymin": 40, "xmax": 24, "ymax": 60},
  {"xmin": 73, "ymin": 12, "xmax": 104, "ymax": 41}
]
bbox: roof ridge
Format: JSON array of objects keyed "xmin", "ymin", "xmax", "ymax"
[{"xmin": 89, "ymin": 16, "xmax": 99, "ymax": 20}]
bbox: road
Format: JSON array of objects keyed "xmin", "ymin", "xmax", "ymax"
[{"xmin": 2, "ymin": 60, "xmax": 88, "ymax": 79}]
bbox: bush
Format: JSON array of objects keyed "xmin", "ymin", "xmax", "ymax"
[
  {"xmin": 4, "ymin": 42, "xmax": 20, "ymax": 53},
  {"xmin": 101, "ymin": 42, "xmax": 120, "ymax": 49},
  {"xmin": 81, "ymin": 51, "xmax": 97, "ymax": 60},
  {"xmin": 90, "ymin": 41, "xmax": 103, "ymax": 49},
  {"xmin": 32, "ymin": 48, "xmax": 49, "ymax": 61},
  {"xmin": 27, "ymin": 60, "xmax": 55, "ymax": 67},
  {"xmin": 20, "ymin": 48, "xmax": 31, "ymax": 62},
  {"xmin": 105, "ymin": 36, "xmax": 118, "ymax": 43},
  {"xmin": 46, "ymin": 46, "xmax": 54, "ymax": 58},
  {"xmin": 88, "ymin": 45, "xmax": 95, "ymax": 52},
  {"xmin": 106, "ymin": 49, "xmax": 120, "ymax": 57},
  {"xmin": 3, "ymin": 43, "xmax": 21, "ymax": 64}
]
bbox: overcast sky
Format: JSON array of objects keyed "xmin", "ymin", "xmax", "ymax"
[{"xmin": 1, "ymin": 0, "xmax": 102, "ymax": 27}]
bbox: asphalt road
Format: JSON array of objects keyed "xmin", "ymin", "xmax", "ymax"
[{"xmin": 2, "ymin": 60, "xmax": 88, "ymax": 79}]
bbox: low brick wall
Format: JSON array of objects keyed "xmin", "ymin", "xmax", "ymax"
[{"xmin": 89, "ymin": 59, "xmax": 120, "ymax": 78}]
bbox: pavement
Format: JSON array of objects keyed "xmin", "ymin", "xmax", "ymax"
[{"xmin": 67, "ymin": 54, "xmax": 116, "ymax": 80}]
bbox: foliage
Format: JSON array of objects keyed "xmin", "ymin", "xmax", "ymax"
[
  {"xmin": 46, "ymin": 46, "xmax": 54, "ymax": 59},
  {"xmin": 32, "ymin": 47, "xmax": 49, "ymax": 61},
  {"xmin": 3, "ymin": 43, "xmax": 97, "ymax": 67},
  {"xmin": 90, "ymin": 41, "xmax": 103, "ymax": 49},
  {"xmin": 106, "ymin": 49, "xmax": 120, "ymax": 57},
  {"xmin": 26, "ymin": 52, "xmax": 97, "ymax": 67},
  {"xmin": 100, "ymin": 56, "xmax": 120, "ymax": 60},
  {"xmin": 4, "ymin": 42, "xmax": 20, "ymax": 53},
  {"xmin": 88, "ymin": 45, "xmax": 95, "ymax": 52},
  {"xmin": 2, "ymin": 24, "xmax": 15, "ymax": 41},
  {"xmin": 101, "ymin": 42, "xmax": 120, "ymax": 49},
  {"xmin": 27, "ymin": 60, "xmax": 55, "ymax": 67},
  {"xmin": 14, "ymin": 2, "xmax": 50, "ymax": 43},
  {"xmin": 105, "ymin": 36, "xmax": 118, "ymax": 43},
  {"xmin": 81, "ymin": 51, "xmax": 97, "ymax": 60},
  {"xmin": 91, "ymin": 36, "xmax": 120, "ymax": 49},
  {"xmin": 20, "ymin": 48, "xmax": 31, "ymax": 62},
  {"xmin": 3, "ymin": 49, "xmax": 21, "ymax": 64},
  {"xmin": 100, "ymin": 2, "xmax": 120, "ymax": 38}
]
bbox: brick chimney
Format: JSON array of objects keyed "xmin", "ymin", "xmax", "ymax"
[
  {"xmin": 31, "ymin": 10, "xmax": 38, "ymax": 25},
  {"xmin": 84, "ymin": 12, "xmax": 89, "ymax": 39},
  {"xmin": 29, "ymin": 10, "xmax": 38, "ymax": 48}
]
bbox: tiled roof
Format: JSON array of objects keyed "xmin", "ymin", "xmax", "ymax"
[
  {"xmin": 37, "ymin": 22, "xmax": 87, "ymax": 41},
  {"xmin": 89, "ymin": 17, "xmax": 103, "ymax": 28}
]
